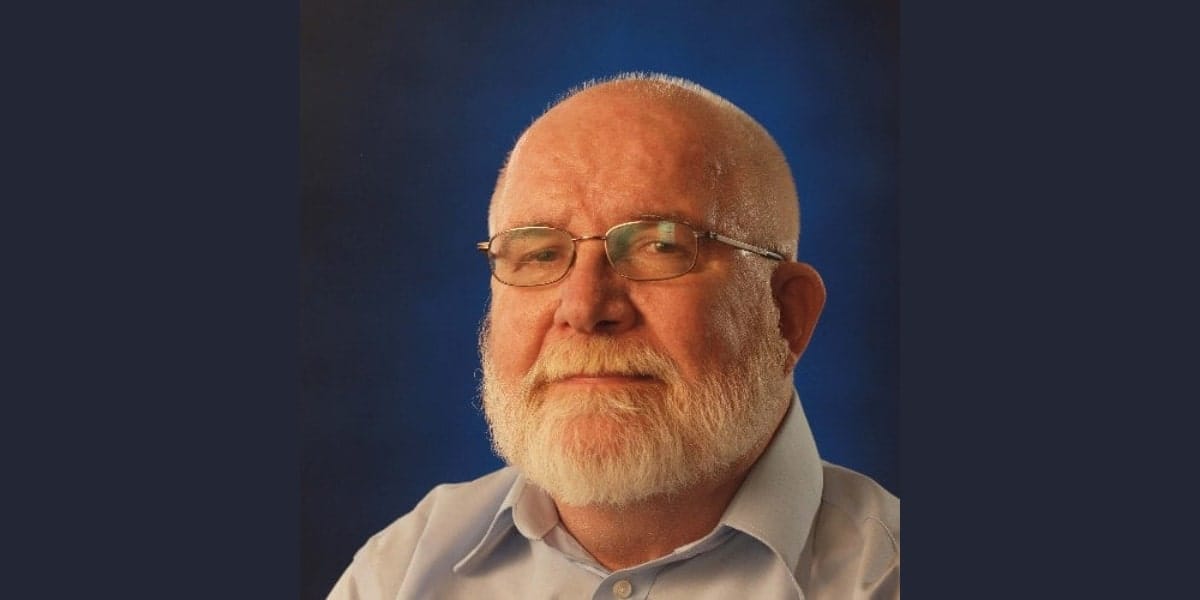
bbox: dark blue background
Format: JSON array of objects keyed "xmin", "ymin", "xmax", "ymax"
[{"xmin": 302, "ymin": 2, "xmax": 897, "ymax": 598}]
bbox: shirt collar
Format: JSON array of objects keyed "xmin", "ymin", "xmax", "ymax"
[
  {"xmin": 719, "ymin": 392, "xmax": 825, "ymax": 572},
  {"xmin": 454, "ymin": 392, "xmax": 824, "ymax": 574},
  {"xmin": 453, "ymin": 473, "xmax": 557, "ymax": 573}
]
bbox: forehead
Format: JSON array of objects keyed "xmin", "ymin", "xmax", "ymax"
[{"xmin": 490, "ymin": 92, "xmax": 735, "ymax": 233}]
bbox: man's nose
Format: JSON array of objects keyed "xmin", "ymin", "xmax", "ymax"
[{"xmin": 552, "ymin": 240, "xmax": 636, "ymax": 335}]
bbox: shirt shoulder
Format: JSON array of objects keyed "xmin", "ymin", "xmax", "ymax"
[
  {"xmin": 326, "ymin": 467, "xmax": 520, "ymax": 600},
  {"xmin": 819, "ymin": 462, "xmax": 899, "ymax": 546},
  {"xmin": 808, "ymin": 462, "xmax": 899, "ymax": 599}
]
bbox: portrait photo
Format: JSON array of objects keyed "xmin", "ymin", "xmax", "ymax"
[{"xmin": 302, "ymin": 2, "xmax": 898, "ymax": 598}]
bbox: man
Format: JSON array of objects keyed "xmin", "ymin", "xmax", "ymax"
[{"xmin": 329, "ymin": 73, "xmax": 899, "ymax": 599}]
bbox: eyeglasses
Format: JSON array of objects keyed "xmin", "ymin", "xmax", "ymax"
[{"xmin": 476, "ymin": 219, "xmax": 784, "ymax": 287}]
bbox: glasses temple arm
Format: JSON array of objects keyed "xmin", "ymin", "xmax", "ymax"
[{"xmin": 703, "ymin": 232, "xmax": 785, "ymax": 261}]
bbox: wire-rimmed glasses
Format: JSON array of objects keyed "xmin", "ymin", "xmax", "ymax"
[{"xmin": 476, "ymin": 219, "xmax": 783, "ymax": 287}]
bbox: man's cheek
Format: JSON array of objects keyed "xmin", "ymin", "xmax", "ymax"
[{"xmin": 490, "ymin": 322, "xmax": 539, "ymax": 376}]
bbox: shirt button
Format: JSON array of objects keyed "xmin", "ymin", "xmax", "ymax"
[{"xmin": 612, "ymin": 579, "xmax": 633, "ymax": 599}]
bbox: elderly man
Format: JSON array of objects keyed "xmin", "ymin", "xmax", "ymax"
[{"xmin": 329, "ymin": 73, "xmax": 899, "ymax": 599}]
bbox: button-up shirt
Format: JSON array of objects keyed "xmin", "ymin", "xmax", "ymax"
[{"xmin": 328, "ymin": 395, "xmax": 900, "ymax": 599}]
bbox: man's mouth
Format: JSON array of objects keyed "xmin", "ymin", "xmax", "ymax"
[{"xmin": 548, "ymin": 372, "xmax": 660, "ymax": 387}]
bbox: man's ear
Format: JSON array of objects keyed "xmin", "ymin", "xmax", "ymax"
[{"xmin": 771, "ymin": 261, "xmax": 826, "ymax": 371}]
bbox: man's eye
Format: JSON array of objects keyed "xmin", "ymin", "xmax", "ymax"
[
  {"xmin": 645, "ymin": 241, "xmax": 683, "ymax": 254},
  {"xmin": 521, "ymin": 248, "xmax": 562, "ymax": 263}
]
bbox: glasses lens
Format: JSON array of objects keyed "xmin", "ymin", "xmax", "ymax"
[
  {"xmin": 606, "ymin": 221, "xmax": 698, "ymax": 280},
  {"xmin": 489, "ymin": 227, "xmax": 574, "ymax": 286}
]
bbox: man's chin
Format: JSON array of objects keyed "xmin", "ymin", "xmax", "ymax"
[
  {"xmin": 524, "ymin": 440, "xmax": 671, "ymax": 507},
  {"xmin": 539, "ymin": 410, "xmax": 649, "ymax": 457}
]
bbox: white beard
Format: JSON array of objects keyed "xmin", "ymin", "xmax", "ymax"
[{"xmin": 479, "ymin": 282, "xmax": 789, "ymax": 507}]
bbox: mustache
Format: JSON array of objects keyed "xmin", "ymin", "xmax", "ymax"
[{"xmin": 523, "ymin": 337, "xmax": 680, "ymax": 389}]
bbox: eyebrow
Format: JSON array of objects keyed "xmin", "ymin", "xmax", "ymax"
[
  {"xmin": 502, "ymin": 213, "xmax": 703, "ymax": 234},
  {"xmin": 637, "ymin": 212, "xmax": 703, "ymax": 228}
]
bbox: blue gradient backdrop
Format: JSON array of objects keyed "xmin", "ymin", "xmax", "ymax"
[{"xmin": 301, "ymin": 2, "xmax": 897, "ymax": 598}]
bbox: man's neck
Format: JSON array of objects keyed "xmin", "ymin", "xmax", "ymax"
[
  {"xmin": 553, "ymin": 464, "xmax": 749, "ymax": 571},
  {"xmin": 552, "ymin": 410, "xmax": 786, "ymax": 572}
]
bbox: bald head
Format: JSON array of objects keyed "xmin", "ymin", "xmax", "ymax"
[{"xmin": 490, "ymin": 74, "xmax": 800, "ymax": 259}]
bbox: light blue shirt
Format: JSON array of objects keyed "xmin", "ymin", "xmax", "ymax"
[{"xmin": 328, "ymin": 396, "xmax": 899, "ymax": 599}]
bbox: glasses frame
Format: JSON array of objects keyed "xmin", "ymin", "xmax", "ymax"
[{"xmin": 476, "ymin": 219, "xmax": 785, "ymax": 287}]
